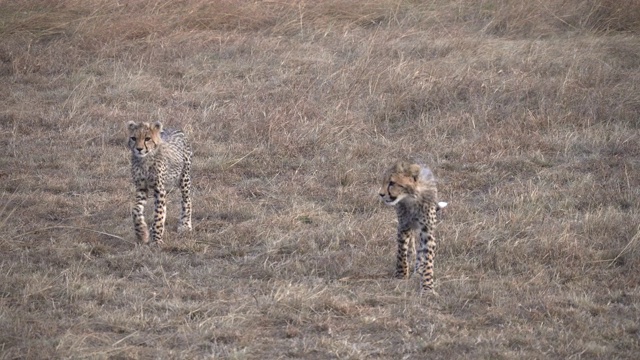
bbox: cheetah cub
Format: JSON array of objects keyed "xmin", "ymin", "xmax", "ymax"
[
  {"xmin": 379, "ymin": 161, "xmax": 447, "ymax": 293},
  {"xmin": 127, "ymin": 121, "xmax": 192, "ymax": 244}
]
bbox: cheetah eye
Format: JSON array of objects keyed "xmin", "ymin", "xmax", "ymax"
[
  {"xmin": 144, "ymin": 137, "xmax": 151, "ymax": 142},
  {"xmin": 130, "ymin": 136, "xmax": 136, "ymax": 141},
  {"xmin": 388, "ymin": 181, "xmax": 404, "ymax": 191}
]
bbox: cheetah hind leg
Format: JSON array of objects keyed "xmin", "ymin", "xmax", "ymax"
[
  {"xmin": 416, "ymin": 228, "xmax": 437, "ymax": 295},
  {"xmin": 177, "ymin": 166, "xmax": 192, "ymax": 234}
]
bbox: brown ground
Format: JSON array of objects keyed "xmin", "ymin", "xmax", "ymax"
[{"xmin": 1, "ymin": 1, "xmax": 639, "ymax": 358}]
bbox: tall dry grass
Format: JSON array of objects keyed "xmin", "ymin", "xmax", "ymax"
[{"xmin": 1, "ymin": 0, "xmax": 639, "ymax": 358}]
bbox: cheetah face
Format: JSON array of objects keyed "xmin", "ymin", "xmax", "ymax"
[
  {"xmin": 378, "ymin": 162, "xmax": 421, "ymax": 206},
  {"xmin": 127, "ymin": 121, "xmax": 162, "ymax": 158},
  {"xmin": 379, "ymin": 180, "xmax": 409, "ymax": 206}
]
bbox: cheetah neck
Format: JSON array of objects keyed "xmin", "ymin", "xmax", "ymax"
[{"xmin": 414, "ymin": 186, "xmax": 437, "ymax": 205}]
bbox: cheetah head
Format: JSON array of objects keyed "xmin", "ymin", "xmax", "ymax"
[
  {"xmin": 378, "ymin": 161, "xmax": 422, "ymax": 206},
  {"xmin": 127, "ymin": 121, "xmax": 163, "ymax": 158}
]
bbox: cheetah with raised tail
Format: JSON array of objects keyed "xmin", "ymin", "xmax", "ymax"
[
  {"xmin": 127, "ymin": 121, "xmax": 192, "ymax": 244},
  {"xmin": 379, "ymin": 161, "xmax": 447, "ymax": 293}
]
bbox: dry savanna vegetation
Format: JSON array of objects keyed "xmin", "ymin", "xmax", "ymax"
[{"xmin": 1, "ymin": 0, "xmax": 639, "ymax": 358}]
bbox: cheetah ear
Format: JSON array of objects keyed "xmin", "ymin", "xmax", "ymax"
[
  {"xmin": 408, "ymin": 164, "xmax": 421, "ymax": 181},
  {"xmin": 152, "ymin": 121, "xmax": 163, "ymax": 133},
  {"xmin": 127, "ymin": 121, "xmax": 138, "ymax": 132}
]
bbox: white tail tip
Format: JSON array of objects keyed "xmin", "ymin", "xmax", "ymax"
[{"xmin": 437, "ymin": 202, "xmax": 448, "ymax": 209}]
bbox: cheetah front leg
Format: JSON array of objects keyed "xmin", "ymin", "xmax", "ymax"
[
  {"xmin": 177, "ymin": 161, "xmax": 192, "ymax": 234},
  {"xmin": 416, "ymin": 213, "xmax": 437, "ymax": 292},
  {"xmin": 152, "ymin": 181, "xmax": 167, "ymax": 244},
  {"xmin": 395, "ymin": 226, "xmax": 414, "ymax": 279},
  {"xmin": 132, "ymin": 186, "xmax": 150, "ymax": 244}
]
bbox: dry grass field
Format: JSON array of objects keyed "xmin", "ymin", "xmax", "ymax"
[{"xmin": 1, "ymin": 0, "xmax": 640, "ymax": 358}]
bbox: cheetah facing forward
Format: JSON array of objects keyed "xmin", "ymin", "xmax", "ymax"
[
  {"xmin": 379, "ymin": 162, "xmax": 447, "ymax": 293},
  {"xmin": 127, "ymin": 121, "xmax": 192, "ymax": 244}
]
